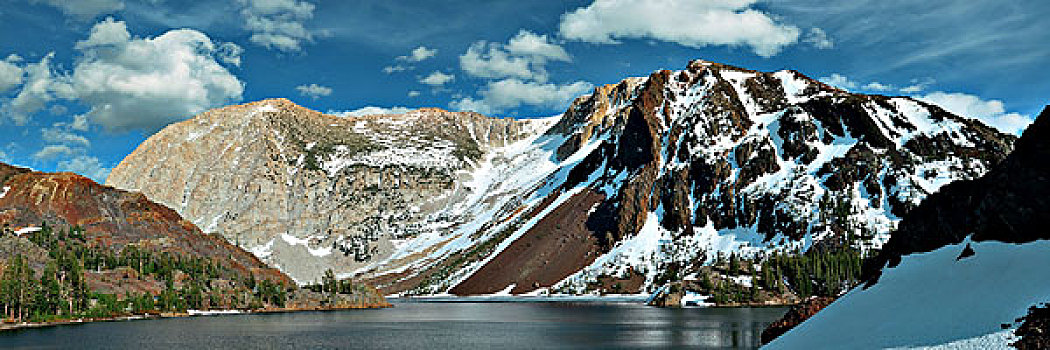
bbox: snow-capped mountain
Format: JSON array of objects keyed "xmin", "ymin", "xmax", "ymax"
[
  {"xmin": 107, "ymin": 60, "xmax": 1014, "ymax": 294},
  {"xmin": 766, "ymin": 105, "xmax": 1050, "ymax": 349}
]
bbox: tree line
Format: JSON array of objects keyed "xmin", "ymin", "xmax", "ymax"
[{"xmin": 0, "ymin": 223, "xmax": 291, "ymax": 323}]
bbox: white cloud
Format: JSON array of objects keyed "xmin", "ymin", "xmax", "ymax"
[
  {"xmin": 819, "ymin": 73, "xmax": 857, "ymax": 90},
  {"xmin": 217, "ymin": 42, "xmax": 245, "ymax": 67},
  {"xmin": 460, "ymin": 42, "xmax": 537, "ymax": 81},
  {"xmin": 407, "ymin": 90, "xmax": 421, "ymax": 97},
  {"xmin": 455, "ymin": 30, "xmax": 586, "ymax": 115},
  {"xmin": 2, "ymin": 53, "xmax": 75, "ymax": 125},
  {"xmin": 0, "ymin": 55, "xmax": 25, "ymax": 93},
  {"xmin": 420, "ymin": 71, "xmax": 454, "ymax": 86},
  {"xmin": 32, "ymin": 144, "xmax": 75, "ymax": 160},
  {"xmin": 238, "ymin": 0, "xmax": 316, "ymax": 52},
  {"xmin": 459, "ymin": 30, "xmax": 570, "ymax": 83},
  {"xmin": 383, "ymin": 65, "xmax": 410, "ymax": 74},
  {"xmin": 397, "ymin": 46, "xmax": 438, "ymax": 62},
  {"xmin": 75, "ymin": 17, "xmax": 131, "ymax": 49},
  {"xmin": 42, "ymin": 128, "xmax": 91, "ymax": 148},
  {"xmin": 57, "ymin": 155, "xmax": 111, "ymax": 182},
  {"xmin": 861, "ymin": 82, "xmax": 894, "ymax": 92},
  {"xmin": 68, "ymin": 18, "xmax": 243, "ymax": 132},
  {"xmin": 295, "ymin": 83, "xmax": 332, "ymax": 99},
  {"xmin": 2, "ymin": 18, "xmax": 243, "ymax": 131},
  {"xmin": 559, "ymin": 0, "xmax": 802, "ymax": 57},
  {"xmin": 505, "ymin": 31, "xmax": 571, "ymax": 62},
  {"xmin": 900, "ymin": 78, "xmax": 935, "ymax": 94},
  {"xmin": 70, "ymin": 114, "xmax": 90, "ymax": 131},
  {"xmin": 30, "ymin": 0, "xmax": 124, "ymax": 19},
  {"xmin": 450, "ymin": 79, "xmax": 593, "ymax": 115},
  {"xmin": 819, "ymin": 73, "xmax": 896, "ymax": 93},
  {"xmin": 918, "ymin": 92, "xmax": 1032, "ymax": 135},
  {"xmin": 330, "ymin": 106, "xmax": 414, "ymax": 117},
  {"xmin": 804, "ymin": 28, "xmax": 833, "ymax": 49}
]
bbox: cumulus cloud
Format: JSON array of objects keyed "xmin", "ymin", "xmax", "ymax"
[
  {"xmin": 32, "ymin": 144, "xmax": 75, "ymax": 161},
  {"xmin": 918, "ymin": 92, "xmax": 1032, "ymax": 135},
  {"xmin": 42, "ymin": 128, "xmax": 91, "ymax": 148},
  {"xmin": 57, "ymin": 155, "xmax": 111, "ymax": 182},
  {"xmin": 559, "ymin": 0, "xmax": 802, "ymax": 57},
  {"xmin": 407, "ymin": 90, "xmax": 421, "ymax": 97},
  {"xmin": 505, "ymin": 31, "xmax": 571, "ymax": 62},
  {"xmin": 804, "ymin": 28, "xmax": 833, "ymax": 49},
  {"xmin": 68, "ymin": 18, "xmax": 243, "ymax": 131},
  {"xmin": 819, "ymin": 73, "xmax": 856, "ymax": 90},
  {"xmin": 397, "ymin": 46, "xmax": 438, "ymax": 62},
  {"xmin": 30, "ymin": 0, "xmax": 124, "ymax": 19},
  {"xmin": 330, "ymin": 106, "xmax": 414, "ymax": 117},
  {"xmin": 295, "ymin": 83, "xmax": 332, "ymax": 99},
  {"xmin": 383, "ymin": 46, "xmax": 438, "ymax": 74},
  {"xmin": 460, "ymin": 42, "xmax": 536, "ymax": 81},
  {"xmin": 450, "ymin": 79, "xmax": 593, "ymax": 115},
  {"xmin": 239, "ymin": 0, "xmax": 317, "ymax": 52},
  {"xmin": 455, "ymin": 30, "xmax": 587, "ymax": 115},
  {"xmin": 2, "ymin": 18, "xmax": 244, "ymax": 131},
  {"xmin": 459, "ymin": 30, "xmax": 570, "ymax": 83},
  {"xmin": 420, "ymin": 71, "xmax": 454, "ymax": 86},
  {"xmin": 0, "ymin": 55, "xmax": 25, "ymax": 93},
  {"xmin": 2, "ymin": 53, "xmax": 75, "ymax": 125}
]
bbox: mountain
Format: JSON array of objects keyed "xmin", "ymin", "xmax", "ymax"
[
  {"xmin": 765, "ymin": 106, "xmax": 1050, "ymax": 348},
  {"xmin": 0, "ymin": 162, "xmax": 288, "ymax": 286},
  {"xmin": 107, "ymin": 60, "xmax": 1014, "ymax": 296},
  {"xmin": 0, "ymin": 162, "xmax": 389, "ymax": 322}
]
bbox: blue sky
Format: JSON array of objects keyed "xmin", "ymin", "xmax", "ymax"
[{"xmin": 0, "ymin": 0, "xmax": 1047, "ymax": 182}]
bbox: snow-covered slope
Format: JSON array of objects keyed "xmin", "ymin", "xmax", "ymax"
[
  {"xmin": 766, "ymin": 238, "xmax": 1047, "ymax": 349},
  {"xmin": 109, "ymin": 60, "xmax": 1015, "ymax": 294}
]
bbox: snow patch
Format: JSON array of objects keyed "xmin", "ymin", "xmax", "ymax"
[{"xmin": 14, "ymin": 226, "xmax": 41, "ymax": 236}]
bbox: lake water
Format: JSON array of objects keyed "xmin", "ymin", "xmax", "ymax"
[{"xmin": 0, "ymin": 300, "xmax": 787, "ymax": 349}]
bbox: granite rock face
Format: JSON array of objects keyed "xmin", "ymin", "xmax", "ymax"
[
  {"xmin": 109, "ymin": 60, "xmax": 1015, "ymax": 295},
  {"xmin": 107, "ymin": 98, "xmax": 535, "ymax": 283}
]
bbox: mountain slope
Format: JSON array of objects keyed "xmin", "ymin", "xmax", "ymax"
[
  {"xmin": 766, "ymin": 105, "xmax": 1049, "ymax": 349},
  {"xmin": 108, "ymin": 60, "xmax": 1014, "ymax": 295},
  {"xmin": 0, "ymin": 162, "xmax": 288, "ymax": 285}
]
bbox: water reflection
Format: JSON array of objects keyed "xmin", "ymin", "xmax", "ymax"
[{"xmin": 0, "ymin": 301, "xmax": 787, "ymax": 349}]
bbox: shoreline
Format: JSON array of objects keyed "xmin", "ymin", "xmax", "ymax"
[
  {"xmin": 0, "ymin": 302, "xmax": 393, "ymax": 332},
  {"xmin": 388, "ymin": 294, "xmax": 798, "ymax": 309}
]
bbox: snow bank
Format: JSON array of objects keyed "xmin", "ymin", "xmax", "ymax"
[
  {"xmin": 14, "ymin": 226, "xmax": 40, "ymax": 236},
  {"xmin": 767, "ymin": 238, "xmax": 1050, "ymax": 349}
]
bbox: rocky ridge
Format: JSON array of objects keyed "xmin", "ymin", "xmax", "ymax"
[{"xmin": 0, "ymin": 162, "xmax": 287, "ymax": 285}]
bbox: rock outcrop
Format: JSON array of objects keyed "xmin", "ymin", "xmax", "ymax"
[{"xmin": 760, "ymin": 296, "xmax": 836, "ymax": 344}]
